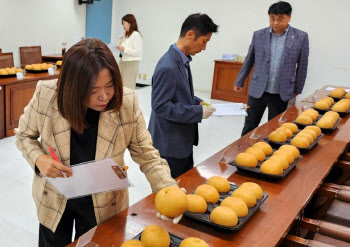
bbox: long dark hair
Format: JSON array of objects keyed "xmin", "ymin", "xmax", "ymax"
[
  {"xmin": 122, "ymin": 14, "xmax": 140, "ymax": 38},
  {"xmin": 57, "ymin": 38, "xmax": 123, "ymax": 134}
]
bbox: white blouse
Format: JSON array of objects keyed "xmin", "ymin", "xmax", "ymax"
[{"xmin": 120, "ymin": 31, "xmax": 142, "ymax": 61}]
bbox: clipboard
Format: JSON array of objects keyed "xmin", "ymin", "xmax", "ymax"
[{"xmin": 44, "ymin": 158, "xmax": 133, "ymax": 199}]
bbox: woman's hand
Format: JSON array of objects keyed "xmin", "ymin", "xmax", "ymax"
[
  {"xmin": 117, "ymin": 45, "xmax": 125, "ymax": 52},
  {"xmin": 36, "ymin": 154, "xmax": 72, "ymax": 178}
]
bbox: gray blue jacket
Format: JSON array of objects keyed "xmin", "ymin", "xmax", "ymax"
[
  {"xmin": 235, "ymin": 26, "xmax": 309, "ymax": 101},
  {"xmin": 148, "ymin": 46, "xmax": 203, "ymax": 159}
]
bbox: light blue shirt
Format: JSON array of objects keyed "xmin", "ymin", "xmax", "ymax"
[
  {"xmin": 172, "ymin": 44, "xmax": 192, "ymax": 80},
  {"xmin": 265, "ymin": 26, "xmax": 289, "ymax": 94}
]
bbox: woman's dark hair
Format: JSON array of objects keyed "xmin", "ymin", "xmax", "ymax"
[
  {"xmin": 180, "ymin": 13, "xmax": 218, "ymax": 39},
  {"xmin": 268, "ymin": 1, "xmax": 292, "ymax": 15},
  {"xmin": 122, "ymin": 14, "xmax": 140, "ymax": 38},
  {"xmin": 57, "ymin": 38, "xmax": 123, "ymax": 134}
]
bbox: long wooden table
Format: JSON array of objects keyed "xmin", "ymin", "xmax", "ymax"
[
  {"xmin": 0, "ymin": 70, "xmax": 60, "ymax": 138},
  {"xmin": 66, "ymin": 86, "xmax": 350, "ymax": 247}
]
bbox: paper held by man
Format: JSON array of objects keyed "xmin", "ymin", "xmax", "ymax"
[
  {"xmin": 43, "ymin": 158, "xmax": 133, "ymax": 199},
  {"xmin": 212, "ymin": 103, "xmax": 248, "ymax": 116}
]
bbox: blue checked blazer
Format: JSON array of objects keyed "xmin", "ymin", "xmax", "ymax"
[
  {"xmin": 148, "ymin": 46, "xmax": 203, "ymax": 159},
  {"xmin": 235, "ymin": 26, "xmax": 309, "ymax": 101}
]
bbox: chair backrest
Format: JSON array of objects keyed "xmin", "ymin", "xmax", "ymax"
[
  {"xmin": 19, "ymin": 46, "xmax": 42, "ymax": 67},
  {"xmin": 0, "ymin": 48, "xmax": 2, "ymax": 53},
  {"xmin": 0, "ymin": 52, "xmax": 14, "ymax": 68}
]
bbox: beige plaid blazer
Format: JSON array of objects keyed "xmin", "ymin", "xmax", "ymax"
[{"xmin": 15, "ymin": 79, "xmax": 177, "ymax": 232}]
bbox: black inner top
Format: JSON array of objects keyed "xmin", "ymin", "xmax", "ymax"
[{"xmin": 70, "ymin": 108, "xmax": 100, "ymax": 166}]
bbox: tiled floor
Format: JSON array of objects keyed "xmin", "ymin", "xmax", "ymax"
[{"xmin": 0, "ymin": 86, "xmax": 268, "ymax": 246}]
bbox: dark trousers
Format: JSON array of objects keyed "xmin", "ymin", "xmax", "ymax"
[
  {"xmin": 162, "ymin": 153, "xmax": 194, "ymax": 179},
  {"xmin": 39, "ymin": 196, "xmax": 96, "ymax": 247},
  {"xmin": 241, "ymin": 93, "xmax": 289, "ymax": 136}
]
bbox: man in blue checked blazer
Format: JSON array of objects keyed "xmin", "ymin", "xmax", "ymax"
[
  {"xmin": 234, "ymin": 1, "xmax": 309, "ymax": 136},
  {"xmin": 149, "ymin": 14, "xmax": 218, "ymax": 178}
]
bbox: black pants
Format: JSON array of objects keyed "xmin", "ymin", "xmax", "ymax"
[
  {"xmin": 241, "ymin": 93, "xmax": 289, "ymax": 136},
  {"xmin": 162, "ymin": 153, "xmax": 194, "ymax": 179},
  {"xmin": 39, "ymin": 196, "xmax": 96, "ymax": 247}
]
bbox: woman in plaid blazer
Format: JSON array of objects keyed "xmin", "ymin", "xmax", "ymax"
[{"xmin": 15, "ymin": 38, "xmax": 177, "ymax": 246}]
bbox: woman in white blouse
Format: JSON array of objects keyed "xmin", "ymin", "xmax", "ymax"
[{"xmin": 117, "ymin": 14, "xmax": 142, "ymax": 89}]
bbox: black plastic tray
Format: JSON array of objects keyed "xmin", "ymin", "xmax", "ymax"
[
  {"xmin": 0, "ymin": 73, "xmax": 16, "ymax": 78},
  {"xmin": 25, "ymin": 69, "xmax": 48, "ymax": 73},
  {"xmin": 229, "ymin": 152, "xmax": 302, "ymax": 179},
  {"xmin": 264, "ymin": 133, "xmax": 324, "ymax": 152},
  {"xmin": 328, "ymin": 94, "xmax": 345, "ymax": 102},
  {"xmin": 293, "ymin": 116, "xmax": 341, "ymax": 134},
  {"xmin": 133, "ymin": 231, "xmax": 183, "ymax": 246},
  {"xmin": 184, "ymin": 183, "xmax": 268, "ymax": 231},
  {"xmin": 313, "ymin": 106, "xmax": 349, "ymax": 117}
]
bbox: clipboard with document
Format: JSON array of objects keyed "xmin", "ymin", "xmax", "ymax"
[{"xmin": 43, "ymin": 158, "xmax": 133, "ymax": 199}]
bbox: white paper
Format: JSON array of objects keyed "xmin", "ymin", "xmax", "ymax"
[
  {"xmin": 326, "ymin": 86, "xmax": 350, "ymax": 92},
  {"xmin": 45, "ymin": 158, "xmax": 133, "ymax": 199},
  {"xmin": 212, "ymin": 103, "xmax": 247, "ymax": 116},
  {"xmin": 107, "ymin": 42, "xmax": 119, "ymax": 54}
]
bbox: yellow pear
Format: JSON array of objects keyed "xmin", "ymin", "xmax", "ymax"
[
  {"xmin": 322, "ymin": 96, "xmax": 334, "ymax": 106},
  {"xmin": 210, "ymin": 206, "xmax": 238, "ymax": 227},
  {"xmin": 273, "ymin": 149, "xmax": 294, "ymax": 164},
  {"xmin": 300, "ymin": 129, "xmax": 317, "ymax": 141},
  {"xmin": 231, "ymin": 187, "xmax": 257, "ymax": 207},
  {"xmin": 296, "ymin": 114, "xmax": 313, "ymax": 125},
  {"xmin": 194, "ymin": 184, "xmax": 219, "ymax": 203},
  {"xmin": 329, "ymin": 88, "xmax": 346, "ymax": 98},
  {"xmin": 180, "ymin": 237, "xmax": 209, "ymax": 247},
  {"xmin": 252, "ymin": 142, "xmax": 273, "ymax": 155},
  {"xmin": 296, "ymin": 132, "xmax": 314, "ymax": 144},
  {"xmin": 332, "ymin": 103, "xmax": 347, "ymax": 112},
  {"xmin": 141, "ymin": 225, "xmax": 170, "ymax": 247},
  {"xmin": 206, "ymin": 176, "xmax": 230, "ymax": 193},
  {"xmin": 24, "ymin": 64, "xmax": 33, "ymax": 70},
  {"xmin": 268, "ymin": 155, "xmax": 289, "ymax": 170},
  {"xmin": 220, "ymin": 196, "xmax": 248, "ymax": 217},
  {"xmin": 245, "ymin": 147, "xmax": 265, "ymax": 162},
  {"xmin": 291, "ymin": 136, "xmax": 310, "ymax": 148},
  {"xmin": 155, "ymin": 187, "xmax": 187, "ymax": 218},
  {"xmin": 276, "ymin": 127, "xmax": 293, "ymax": 138},
  {"xmin": 304, "ymin": 125, "xmax": 321, "ymax": 136},
  {"xmin": 235, "ymin": 152, "xmax": 258, "ymax": 167},
  {"xmin": 260, "ymin": 159, "xmax": 283, "ymax": 175},
  {"xmin": 268, "ymin": 130, "xmax": 287, "ymax": 142},
  {"xmin": 279, "ymin": 145, "xmax": 300, "ymax": 159},
  {"xmin": 239, "ymin": 182, "xmax": 263, "ymax": 200},
  {"xmin": 316, "ymin": 118, "xmax": 333, "ymax": 129},
  {"xmin": 345, "ymin": 92, "xmax": 350, "ymax": 99},
  {"xmin": 186, "ymin": 194, "xmax": 207, "ymax": 213},
  {"xmin": 121, "ymin": 239, "xmax": 145, "ymax": 247},
  {"xmin": 314, "ymin": 100, "xmax": 330, "ymax": 110},
  {"xmin": 0, "ymin": 69, "xmax": 8, "ymax": 75},
  {"xmin": 281, "ymin": 122, "xmax": 299, "ymax": 133}
]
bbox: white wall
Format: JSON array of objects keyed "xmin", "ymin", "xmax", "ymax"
[
  {"xmin": 0, "ymin": 0, "xmax": 86, "ymax": 68},
  {"xmin": 112, "ymin": 0, "xmax": 350, "ymax": 100}
]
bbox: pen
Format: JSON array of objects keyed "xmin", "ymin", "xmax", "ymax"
[
  {"xmin": 49, "ymin": 147, "xmax": 67, "ymax": 178},
  {"xmin": 203, "ymin": 102, "xmax": 210, "ymax": 107}
]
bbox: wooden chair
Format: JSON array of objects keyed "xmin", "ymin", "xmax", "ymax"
[
  {"xmin": 282, "ymin": 217, "xmax": 350, "ymax": 247},
  {"xmin": 19, "ymin": 46, "xmax": 42, "ymax": 67},
  {"xmin": 0, "ymin": 48, "xmax": 2, "ymax": 53},
  {"xmin": 0, "ymin": 52, "xmax": 14, "ymax": 68}
]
